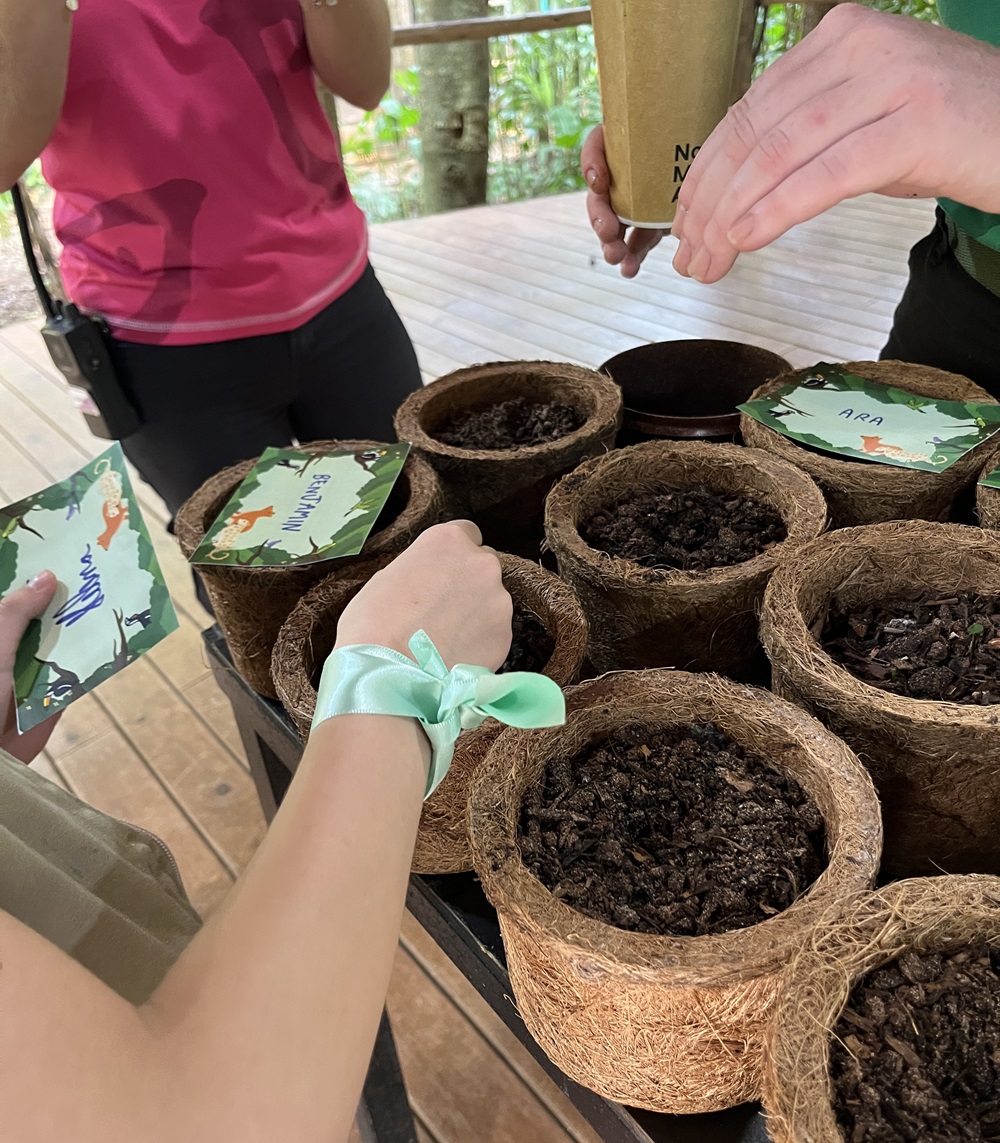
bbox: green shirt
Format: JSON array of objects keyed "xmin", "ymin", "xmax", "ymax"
[{"xmin": 937, "ymin": 0, "xmax": 1000, "ymax": 248}]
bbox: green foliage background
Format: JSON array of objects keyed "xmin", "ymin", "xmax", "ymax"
[
  {"xmin": 1, "ymin": 1, "xmax": 941, "ymax": 232},
  {"xmin": 340, "ymin": 0, "xmax": 939, "ymax": 223}
]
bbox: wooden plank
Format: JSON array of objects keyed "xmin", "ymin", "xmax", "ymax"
[
  {"xmin": 33, "ymin": 751, "xmax": 70, "ymax": 791},
  {"xmin": 45, "ymin": 692, "xmax": 114, "ymax": 758},
  {"xmin": 383, "ymin": 212, "xmax": 906, "ymax": 327},
  {"xmin": 180, "ymin": 672, "xmax": 250, "ymax": 763},
  {"xmin": 393, "ymin": 6, "xmax": 591, "ymax": 45},
  {"xmin": 385, "ymin": 942, "xmax": 581, "ymax": 1143},
  {"xmin": 52, "ymin": 728, "xmax": 233, "ymax": 916},
  {"xmin": 93, "ymin": 658, "xmax": 267, "ymax": 876},
  {"xmin": 400, "ymin": 913, "xmax": 602, "ymax": 1143},
  {"xmin": 0, "ymin": 326, "xmax": 173, "ymax": 530}
]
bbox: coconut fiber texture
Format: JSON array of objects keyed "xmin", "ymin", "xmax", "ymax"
[
  {"xmin": 740, "ymin": 360, "xmax": 1000, "ymax": 529},
  {"xmin": 979, "ymin": 462, "xmax": 1000, "ymax": 529},
  {"xmin": 272, "ymin": 553, "xmax": 589, "ymax": 874},
  {"xmin": 469, "ymin": 670, "xmax": 881, "ymax": 1114},
  {"xmin": 763, "ymin": 875, "xmax": 1000, "ymax": 1143},
  {"xmin": 761, "ymin": 520, "xmax": 1000, "ymax": 877},
  {"xmin": 393, "ymin": 362, "xmax": 622, "ymax": 561},
  {"xmin": 175, "ymin": 441, "xmax": 444, "ymax": 698},
  {"xmin": 543, "ymin": 440, "xmax": 827, "ymax": 682}
]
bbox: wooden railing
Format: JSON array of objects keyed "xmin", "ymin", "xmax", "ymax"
[
  {"xmin": 390, "ymin": 0, "xmax": 849, "ymax": 49},
  {"xmin": 392, "ymin": 6, "xmax": 592, "ymax": 47}
]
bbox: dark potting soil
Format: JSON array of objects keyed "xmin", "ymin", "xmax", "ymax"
[
  {"xmin": 436, "ymin": 397, "xmax": 583, "ymax": 450},
  {"xmin": 517, "ymin": 722, "xmax": 825, "ymax": 937},
  {"xmin": 830, "ymin": 945, "xmax": 1000, "ymax": 1143},
  {"xmin": 500, "ymin": 608, "xmax": 554, "ymax": 675},
  {"xmin": 581, "ymin": 485, "xmax": 787, "ymax": 571},
  {"xmin": 822, "ymin": 591, "xmax": 1000, "ymax": 705}
]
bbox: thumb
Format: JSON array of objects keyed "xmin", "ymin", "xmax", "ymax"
[{"xmin": 0, "ymin": 571, "xmax": 58, "ymax": 679}]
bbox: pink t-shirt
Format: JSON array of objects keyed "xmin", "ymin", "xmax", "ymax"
[{"xmin": 41, "ymin": 0, "xmax": 369, "ymax": 346}]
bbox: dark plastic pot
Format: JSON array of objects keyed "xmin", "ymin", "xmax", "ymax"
[{"xmin": 600, "ymin": 340, "xmax": 792, "ymax": 445}]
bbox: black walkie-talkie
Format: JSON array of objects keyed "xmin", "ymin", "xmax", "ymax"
[{"xmin": 12, "ymin": 182, "xmax": 141, "ymax": 441}]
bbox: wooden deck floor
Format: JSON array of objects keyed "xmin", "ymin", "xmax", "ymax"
[{"xmin": 0, "ymin": 189, "xmax": 935, "ymax": 1142}]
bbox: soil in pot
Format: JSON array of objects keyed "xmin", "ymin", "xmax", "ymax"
[
  {"xmin": 822, "ymin": 591, "xmax": 1000, "ymax": 705},
  {"xmin": 437, "ymin": 396, "xmax": 584, "ymax": 450},
  {"xmin": 517, "ymin": 721, "xmax": 826, "ymax": 937},
  {"xmin": 582, "ymin": 484, "xmax": 787, "ymax": 571},
  {"xmin": 830, "ymin": 945, "xmax": 1000, "ymax": 1143},
  {"xmin": 502, "ymin": 608, "xmax": 555, "ymax": 674}
]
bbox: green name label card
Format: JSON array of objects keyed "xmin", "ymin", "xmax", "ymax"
[
  {"xmin": 0, "ymin": 444, "xmax": 179, "ymax": 733},
  {"xmin": 981, "ymin": 466, "xmax": 1000, "ymax": 491},
  {"xmin": 189, "ymin": 444, "xmax": 411, "ymax": 568},
  {"xmin": 739, "ymin": 364, "xmax": 1000, "ymax": 473}
]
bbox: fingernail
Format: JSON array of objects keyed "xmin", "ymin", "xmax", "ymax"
[
  {"xmin": 687, "ymin": 247, "xmax": 710, "ymax": 283},
  {"xmin": 592, "ymin": 215, "xmax": 604, "ymax": 233},
  {"xmin": 673, "ymin": 236, "xmax": 692, "ymax": 275},
  {"xmin": 586, "ymin": 168, "xmax": 598, "ymax": 186},
  {"xmin": 29, "ymin": 570, "xmax": 52, "ymax": 589},
  {"xmin": 728, "ymin": 213, "xmax": 756, "ymax": 246},
  {"xmin": 672, "ymin": 203, "xmax": 686, "ymax": 239}
]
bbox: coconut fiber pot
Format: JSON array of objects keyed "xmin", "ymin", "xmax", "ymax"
[
  {"xmin": 543, "ymin": 439, "xmax": 827, "ymax": 681},
  {"xmin": 761, "ymin": 520, "xmax": 1000, "ymax": 877},
  {"xmin": 272, "ymin": 553, "xmax": 589, "ymax": 874},
  {"xmin": 394, "ymin": 362, "xmax": 621, "ymax": 561},
  {"xmin": 763, "ymin": 875, "xmax": 1000, "ymax": 1143},
  {"xmin": 600, "ymin": 338, "xmax": 791, "ymax": 445},
  {"xmin": 978, "ymin": 458, "xmax": 1000, "ymax": 529},
  {"xmin": 740, "ymin": 360, "xmax": 1000, "ymax": 528},
  {"xmin": 175, "ymin": 441, "xmax": 444, "ymax": 698},
  {"xmin": 469, "ymin": 670, "xmax": 881, "ymax": 1114}
]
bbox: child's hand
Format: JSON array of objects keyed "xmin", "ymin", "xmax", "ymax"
[
  {"xmin": 0, "ymin": 570, "xmax": 59, "ymax": 763},
  {"xmin": 334, "ymin": 522, "xmax": 513, "ymax": 672}
]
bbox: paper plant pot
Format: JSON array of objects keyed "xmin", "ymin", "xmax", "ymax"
[{"xmin": 591, "ymin": 0, "xmax": 743, "ymax": 228}]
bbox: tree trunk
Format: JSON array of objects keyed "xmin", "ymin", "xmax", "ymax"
[
  {"xmin": 413, "ymin": 0, "xmax": 490, "ymax": 213},
  {"xmin": 729, "ymin": 0, "xmax": 761, "ymax": 104}
]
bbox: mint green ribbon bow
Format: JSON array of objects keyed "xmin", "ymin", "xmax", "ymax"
[{"xmin": 312, "ymin": 629, "xmax": 566, "ymax": 798}]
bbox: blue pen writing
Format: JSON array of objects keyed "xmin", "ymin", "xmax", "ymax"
[{"xmin": 53, "ymin": 544, "xmax": 105, "ymax": 627}]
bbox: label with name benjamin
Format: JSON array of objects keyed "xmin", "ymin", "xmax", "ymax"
[
  {"xmin": 189, "ymin": 444, "xmax": 411, "ymax": 568},
  {"xmin": 739, "ymin": 364, "xmax": 1000, "ymax": 473},
  {"xmin": 0, "ymin": 443, "xmax": 179, "ymax": 733}
]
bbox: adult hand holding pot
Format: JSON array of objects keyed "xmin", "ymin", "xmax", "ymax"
[
  {"xmin": 673, "ymin": 4, "xmax": 1000, "ymax": 283},
  {"xmin": 583, "ymin": 125, "xmax": 669, "ymax": 279},
  {"xmin": 584, "ymin": 5, "xmax": 1000, "ymax": 284}
]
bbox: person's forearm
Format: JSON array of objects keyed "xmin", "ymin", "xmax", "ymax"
[
  {"xmin": 143, "ymin": 713, "xmax": 430, "ymax": 1141},
  {"xmin": 302, "ymin": 0, "xmax": 392, "ymax": 112},
  {"xmin": 0, "ymin": 713, "xmax": 430, "ymax": 1143},
  {"xmin": 0, "ymin": 0, "xmax": 73, "ymax": 191}
]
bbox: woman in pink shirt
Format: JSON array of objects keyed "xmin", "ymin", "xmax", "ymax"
[{"xmin": 0, "ymin": 0, "xmax": 421, "ymax": 519}]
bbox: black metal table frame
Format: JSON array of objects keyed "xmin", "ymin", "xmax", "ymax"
[{"xmin": 205, "ymin": 628, "xmax": 767, "ymax": 1143}]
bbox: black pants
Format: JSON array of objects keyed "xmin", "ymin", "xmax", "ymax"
[
  {"xmin": 109, "ymin": 262, "xmax": 422, "ymax": 519},
  {"xmin": 882, "ymin": 208, "xmax": 1000, "ymax": 401}
]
